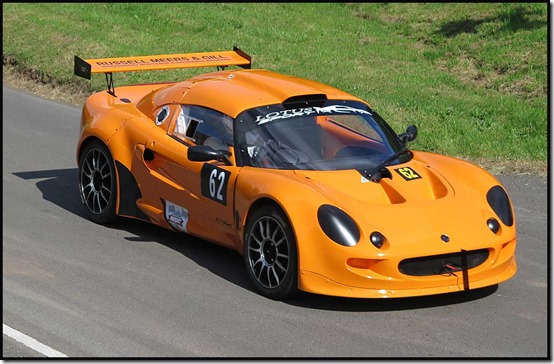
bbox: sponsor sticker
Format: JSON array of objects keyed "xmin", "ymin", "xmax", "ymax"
[
  {"xmin": 93, "ymin": 55, "xmax": 233, "ymax": 68},
  {"xmin": 254, "ymin": 105, "xmax": 372, "ymax": 125},
  {"xmin": 164, "ymin": 201, "xmax": 189, "ymax": 232}
]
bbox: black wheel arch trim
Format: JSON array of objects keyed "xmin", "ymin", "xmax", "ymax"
[{"xmin": 115, "ymin": 160, "xmax": 150, "ymax": 221}]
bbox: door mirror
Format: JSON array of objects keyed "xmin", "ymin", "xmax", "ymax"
[
  {"xmin": 188, "ymin": 145, "xmax": 232, "ymax": 165},
  {"xmin": 398, "ymin": 125, "xmax": 417, "ymax": 145}
]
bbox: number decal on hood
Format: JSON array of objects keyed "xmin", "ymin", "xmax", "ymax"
[{"xmin": 394, "ymin": 167, "xmax": 421, "ymax": 181}]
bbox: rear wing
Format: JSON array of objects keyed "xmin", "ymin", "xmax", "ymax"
[{"xmin": 74, "ymin": 46, "xmax": 251, "ymax": 96}]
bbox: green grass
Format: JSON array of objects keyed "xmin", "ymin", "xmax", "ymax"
[{"xmin": 3, "ymin": 3, "xmax": 548, "ymax": 165}]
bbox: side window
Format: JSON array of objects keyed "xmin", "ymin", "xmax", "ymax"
[{"xmin": 172, "ymin": 105, "xmax": 233, "ymax": 151}]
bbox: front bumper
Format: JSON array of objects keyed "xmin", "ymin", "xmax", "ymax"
[{"xmin": 297, "ymin": 239, "xmax": 517, "ymax": 298}]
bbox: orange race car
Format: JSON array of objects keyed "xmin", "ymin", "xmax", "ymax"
[{"xmin": 74, "ymin": 47, "xmax": 516, "ymax": 300}]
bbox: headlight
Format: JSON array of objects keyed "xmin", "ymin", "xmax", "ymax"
[
  {"xmin": 317, "ymin": 205, "xmax": 360, "ymax": 247},
  {"xmin": 486, "ymin": 186, "xmax": 514, "ymax": 226}
]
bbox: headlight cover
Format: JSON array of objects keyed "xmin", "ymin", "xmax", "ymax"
[
  {"xmin": 317, "ymin": 205, "xmax": 360, "ymax": 247},
  {"xmin": 486, "ymin": 185, "xmax": 514, "ymax": 226}
]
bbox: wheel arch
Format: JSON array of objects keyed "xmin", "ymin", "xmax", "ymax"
[
  {"xmin": 77, "ymin": 136, "xmax": 106, "ymax": 167},
  {"xmin": 243, "ymin": 198, "xmax": 287, "ymax": 236},
  {"xmin": 242, "ymin": 197, "xmax": 300, "ymax": 258},
  {"xmin": 245, "ymin": 196, "xmax": 281, "ymax": 214}
]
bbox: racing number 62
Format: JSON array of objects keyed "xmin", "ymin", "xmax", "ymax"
[
  {"xmin": 209, "ymin": 168, "xmax": 226, "ymax": 202},
  {"xmin": 201, "ymin": 164, "xmax": 230, "ymax": 205},
  {"xmin": 394, "ymin": 167, "xmax": 422, "ymax": 181}
]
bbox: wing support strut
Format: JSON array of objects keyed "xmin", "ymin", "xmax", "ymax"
[{"xmin": 105, "ymin": 72, "xmax": 115, "ymax": 97}]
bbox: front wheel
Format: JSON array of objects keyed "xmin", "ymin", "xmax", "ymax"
[
  {"xmin": 244, "ymin": 205, "xmax": 298, "ymax": 300},
  {"xmin": 78, "ymin": 141, "xmax": 118, "ymax": 224}
]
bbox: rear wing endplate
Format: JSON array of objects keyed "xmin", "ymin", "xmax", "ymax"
[{"xmin": 74, "ymin": 46, "xmax": 251, "ymax": 96}]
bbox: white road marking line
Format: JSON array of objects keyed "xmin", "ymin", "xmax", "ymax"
[{"xmin": 3, "ymin": 324, "xmax": 68, "ymax": 357}]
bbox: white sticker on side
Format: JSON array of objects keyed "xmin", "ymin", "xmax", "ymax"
[
  {"xmin": 165, "ymin": 201, "xmax": 189, "ymax": 232},
  {"xmin": 361, "ymin": 176, "xmax": 370, "ymax": 183},
  {"xmin": 174, "ymin": 107, "xmax": 190, "ymax": 137}
]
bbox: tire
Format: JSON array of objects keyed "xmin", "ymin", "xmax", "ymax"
[
  {"xmin": 78, "ymin": 141, "xmax": 118, "ymax": 224},
  {"xmin": 244, "ymin": 205, "xmax": 298, "ymax": 300}
]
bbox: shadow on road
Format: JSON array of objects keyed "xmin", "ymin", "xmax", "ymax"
[
  {"xmin": 14, "ymin": 167, "xmax": 499, "ymax": 312},
  {"xmin": 13, "ymin": 168, "xmax": 84, "ymax": 218},
  {"xmin": 285, "ymin": 285, "xmax": 498, "ymax": 312}
]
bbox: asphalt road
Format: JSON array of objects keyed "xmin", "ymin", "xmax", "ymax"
[{"xmin": 2, "ymin": 86, "xmax": 549, "ymax": 358}]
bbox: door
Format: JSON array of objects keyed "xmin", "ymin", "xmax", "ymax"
[{"xmin": 136, "ymin": 104, "xmax": 241, "ymax": 248}]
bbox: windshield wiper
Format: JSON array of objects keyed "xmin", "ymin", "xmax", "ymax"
[{"xmin": 359, "ymin": 147, "xmax": 410, "ymax": 183}]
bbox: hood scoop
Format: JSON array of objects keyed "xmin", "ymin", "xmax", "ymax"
[
  {"xmin": 379, "ymin": 179, "xmax": 407, "ymax": 204},
  {"xmin": 381, "ymin": 164, "xmax": 449, "ymax": 202},
  {"xmin": 295, "ymin": 162, "xmax": 451, "ymax": 206}
]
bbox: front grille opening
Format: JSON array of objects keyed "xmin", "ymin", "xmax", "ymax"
[{"xmin": 399, "ymin": 249, "xmax": 489, "ymax": 276}]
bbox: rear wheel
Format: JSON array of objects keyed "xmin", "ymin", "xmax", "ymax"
[
  {"xmin": 244, "ymin": 205, "xmax": 298, "ymax": 300},
  {"xmin": 79, "ymin": 141, "xmax": 117, "ymax": 224}
]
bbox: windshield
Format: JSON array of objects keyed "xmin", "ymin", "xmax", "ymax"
[{"xmin": 234, "ymin": 100, "xmax": 410, "ymax": 170}]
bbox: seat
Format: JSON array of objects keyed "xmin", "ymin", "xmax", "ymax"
[{"xmin": 203, "ymin": 136, "xmax": 228, "ymax": 151}]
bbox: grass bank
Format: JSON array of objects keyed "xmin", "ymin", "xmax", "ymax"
[{"xmin": 2, "ymin": 3, "xmax": 548, "ymax": 172}]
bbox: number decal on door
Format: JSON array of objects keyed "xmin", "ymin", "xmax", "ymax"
[
  {"xmin": 201, "ymin": 164, "xmax": 230, "ymax": 205},
  {"xmin": 394, "ymin": 167, "xmax": 422, "ymax": 181}
]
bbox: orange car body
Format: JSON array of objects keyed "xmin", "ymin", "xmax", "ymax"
[{"xmin": 75, "ymin": 48, "xmax": 516, "ymax": 298}]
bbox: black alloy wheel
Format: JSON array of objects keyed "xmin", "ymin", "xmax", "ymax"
[
  {"xmin": 79, "ymin": 141, "xmax": 117, "ymax": 224},
  {"xmin": 244, "ymin": 205, "xmax": 298, "ymax": 300}
]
